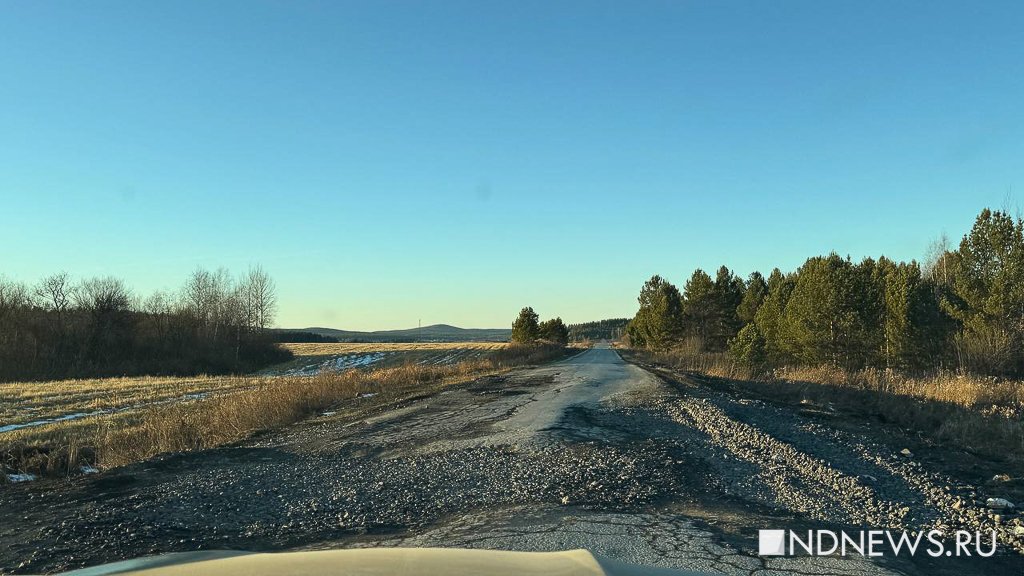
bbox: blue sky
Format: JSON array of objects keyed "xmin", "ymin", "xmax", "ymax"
[{"xmin": 1, "ymin": 1, "xmax": 1022, "ymax": 330}]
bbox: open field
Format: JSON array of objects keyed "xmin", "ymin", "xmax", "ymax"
[
  {"xmin": 281, "ymin": 341, "xmax": 508, "ymax": 355},
  {"xmin": 269, "ymin": 342, "xmax": 510, "ymax": 376},
  {"xmin": 0, "ymin": 375, "xmax": 261, "ymax": 434},
  {"xmin": 0, "ymin": 343, "xmax": 515, "ymax": 438},
  {"xmin": 1, "ymin": 343, "xmax": 570, "ymax": 480}
]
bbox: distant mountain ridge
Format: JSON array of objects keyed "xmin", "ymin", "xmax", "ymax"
[{"xmin": 279, "ymin": 323, "xmax": 511, "ymax": 343}]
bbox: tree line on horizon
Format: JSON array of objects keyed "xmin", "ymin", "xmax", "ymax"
[
  {"xmin": 626, "ymin": 207, "xmax": 1024, "ymax": 377},
  {"xmin": 511, "ymin": 307, "xmax": 570, "ymax": 345},
  {"xmin": 568, "ymin": 318, "xmax": 629, "ymax": 342},
  {"xmin": 0, "ymin": 266, "xmax": 290, "ymax": 382}
]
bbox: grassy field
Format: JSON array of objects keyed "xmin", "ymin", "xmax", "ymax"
[
  {"xmin": 1, "ymin": 343, "xmax": 570, "ymax": 480},
  {"xmin": 0, "ymin": 375, "xmax": 260, "ymax": 432},
  {"xmin": 282, "ymin": 342, "xmax": 508, "ymax": 355},
  {"xmin": 268, "ymin": 342, "xmax": 510, "ymax": 376}
]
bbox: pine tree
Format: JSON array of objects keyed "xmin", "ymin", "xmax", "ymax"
[
  {"xmin": 737, "ymin": 271, "xmax": 767, "ymax": 325},
  {"xmin": 729, "ymin": 323, "xmax": 767, "ymax": 366},
  {"xmin": 947, "ymin": 209, "xmax": 1024, "ymax": 374},
  {"xmin": 753, "ymin": 268, "xmax": 794, "ymax": 365},
  {"xmin": 511, "ymin": 307, "xmax": 540, "ymax": 344},
  {"xmin": 780, "ymin": 254, "xmax": 872, "ymax": 368},
  {"xmin": 629, "ymin": 275, "xmax": 684, "ymax": 349},
  {"xmin": 538, "ymin": 317, "xmax": 570, "ymax": 344},
  {"xmin": 682, "ymin": 269, "xmax": 715, "ymax": 347},
  {"xmin": 709, "ymin": 265, "xmax": 744, "ymax": 351}
]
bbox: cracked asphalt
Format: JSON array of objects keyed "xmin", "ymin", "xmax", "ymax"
[{"xmin": 2, "ymin": 344, "xmax": 1022, "ymax": 575}]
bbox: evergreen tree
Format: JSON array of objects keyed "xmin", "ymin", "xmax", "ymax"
[
  {"xmin": 882, "ymin": 261, "xmax": 946, "ymax": 370},
  {"xmin": 857, "ymin": 256, "xmax": 889, "ymax": 367},
  {"xmin": 753, "ymin": 268, "xmax": 794, "ymax": 365},
  {"xmin": 538, "ymin": 317, "xmax": 570, "ymax": 344},
  {"xmin": 729, "ymin": 323, "xmax": 767, "ymax": 366},
  {"xmin": 511, "ymin": 306, "xmax": 541, "ymax": 344},
  {"xmin": 709, "ymin": 265, "xmax": 744, "ymax": 351},
  {"xmin": 780, "ymin": 254, "xmax": 874, "ymax": 369},
  {"xmin": 628, "ymin": 275, "xmax": 684, "ymax": 349},
  {"xmin": 682, "ymin": 269, "xmax": 715, "ymax": 346},
  {"xmin": 947, "ymin": 209, "xmax": 1024, "ymax": 374},
  {"xmin": 737, "ymin": 271, "xmax": 767, "ymax": 325}
]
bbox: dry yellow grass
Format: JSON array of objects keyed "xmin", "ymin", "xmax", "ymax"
[
  {"xmin": 2, "ymin": 343, "xmax": 568, "ymax": 477},
  {"xmin": 0, "ymin": 375, "xmax": 260, "ymax": 427},
  {"xmin": 1, "ymin": 344, "xmax": 511, "ymax": 428},
  {"xmin": 774, "ymin": 365, "xmax": 1024, "ymax": 410},
  {"xmin": 282, "ymin": 342, "xmax": 508, "ymax": 356}
]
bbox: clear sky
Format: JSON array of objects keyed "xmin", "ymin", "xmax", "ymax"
[{"xmin": 2, "ymin": 1, "xmax": 1022, "ymax": 330}]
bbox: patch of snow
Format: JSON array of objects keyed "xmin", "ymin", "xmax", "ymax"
[
  {"xmin": 280, "ymin": 352, "xmax": 389, "ymax": 376},
  {"xmin": 321, "ymin": 411, "xmax": 336, "ymax": 417},
  {"xmin": 80, "ymin": 465, "xmax": 99, "ymax": 474},
  {"xmin": 0, "ymin": 411, "xmax": 101, "ymax": 434},
  {"xmin": 2, "ymin": 391, "xmax": 225, "ymax": 436},
  {"xmin": 1, "ymin": 389, "xmax": 224, "ymax": 436},
  {"xmin": 359, "ymin": 393, "xmax": 378, "ymax": 399},
  {"xmin": 6, "ymin": 473, "xmax": 36, "ymax": 483}
]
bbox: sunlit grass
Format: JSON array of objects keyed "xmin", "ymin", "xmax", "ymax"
[
  {"xmin": 1, "ymin": 343, "xmax": 568, "ymax": 477},
  {"xmin": 282, "ymin": 341, "xmax": 508, "ymax": 356}
]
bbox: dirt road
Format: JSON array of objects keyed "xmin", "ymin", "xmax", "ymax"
[{"xmin": 2, "ymin": 345, "xmax": 1022, "ymax": 574}]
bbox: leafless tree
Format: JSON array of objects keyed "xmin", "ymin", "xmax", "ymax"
[
  {"xmin": 75, "ymin": 277, "xmax": 132, "ymax": 314},
  {"xmin": 0, "ymin": 276, "xmax": 30, "ymax": 341},
  {"xmin": 35, "ymin": 272, "xmax": 74, "ymax": 322},
  {"xmin": 242, "ymin": 265, "xmax": 276, "ymax": 331},
  {"xmin": 923, "ymin": 232, "xmax": 952, "ymax": 286}
]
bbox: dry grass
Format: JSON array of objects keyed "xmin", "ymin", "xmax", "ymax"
[
  {"xmin": 628, "ymin": 346, "xmax": 1024, "ymax": 461},
  {"xmin": 0, "ymin": 375, "xmax": 258, "ymax": 428},
  {"xmin": 774, "ymin": 365, "xmax": 1024, "ymax": 410},
  {"xmin": 266, "ymin": 342, "xmax": 513, "ymax": 376},
  {"xmin": 282, "ymin": 342, "xmax": 508, "ymax": 356},
  {"xmin": 641, "ymin": 342, "xmax": 756, "ymax": 381},
  {"xmin": 1, "ymin": 343, "xmax": 569, "ymax": 478}
]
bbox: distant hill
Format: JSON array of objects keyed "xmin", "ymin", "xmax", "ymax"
[{"xmin": 277, "ymin": 324, "xmax": 511, "ymax": 343}]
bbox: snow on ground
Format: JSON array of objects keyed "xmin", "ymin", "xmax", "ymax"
[
  {"xmin": 269, "ymin": 347, "xmax": 495, "ymax": 377},
  {"xmin": 0, "ymin": 412, "xmax": 98, "ymax": 434},
  {"xmin": 0, "ymin": 392, "xmax": 212, "ymax": 436},
  {"xmin": 281, "ymin": 352, "xmax": 390, "ymax": 376}
]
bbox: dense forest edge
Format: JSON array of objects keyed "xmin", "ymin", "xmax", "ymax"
[
  {"xmin": 0, "ymin": 267, "xmax": 291, "ymax": 383},
  {"xmin": 626, "ymin": 207, "xmax": 1024, "ymax": 378}
]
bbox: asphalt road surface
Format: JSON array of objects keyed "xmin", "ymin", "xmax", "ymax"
[{"xmin": 2, "ymin": 344, "xmax": 1022, "ymax": 575}]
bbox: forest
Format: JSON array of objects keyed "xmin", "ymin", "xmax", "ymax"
[
  {"xmin": 627, "ymin": 208, "xmax": 1024, "ymax": 377},
  {"xmin": 0, "ymin": 266, "xmax": 290, "ymax": 382},
  {"xmin": 568, "ymin": 318, "xmax": 629, "ymax": 341}
]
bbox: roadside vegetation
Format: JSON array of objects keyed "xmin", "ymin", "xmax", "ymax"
[
  {"xmin": 1, "ymin": 343, "xmax": 570, "ymax": 479},
  {"xmin": 0, "ymin": 266, "xmax": 290, "ymax": 383},
  {"xmin": 625, "ymin": 207, "xmax": 1024, "ymax": 460},
  {"xmin": 511, "ymin": 307, "xmax": 570, "ymax": 345}
]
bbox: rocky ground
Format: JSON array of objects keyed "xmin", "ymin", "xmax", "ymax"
[{"xmin": 1, "ymin": 345, "xmax": 1023, "ymax": 575}]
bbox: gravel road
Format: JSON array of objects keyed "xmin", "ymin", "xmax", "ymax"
[{"xmin": 2, "ymin": 344, "xmax": 1022, "ymax": 575}]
